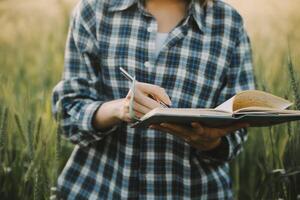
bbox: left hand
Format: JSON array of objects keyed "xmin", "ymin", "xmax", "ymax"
[{"xmin": 149, "ymin": 122, "xmax": 249, "ymax": 151}]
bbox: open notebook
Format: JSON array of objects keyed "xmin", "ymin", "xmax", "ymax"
[{"xmin": 131, "ymin": 90, "xmax": 300, "ymax": 128}]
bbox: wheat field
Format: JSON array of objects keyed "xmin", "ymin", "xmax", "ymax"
[{"xmin": 0, "ymin": 0, "xmax": 299, "ymax": 199}]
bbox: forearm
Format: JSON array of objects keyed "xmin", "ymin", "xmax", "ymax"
[{"xmin": 93, "ymin": 98, "xmax": 123, "ymax": 130}]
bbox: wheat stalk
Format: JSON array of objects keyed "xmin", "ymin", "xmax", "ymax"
[
  {"xmin": 34, "ymin": 117, "xmax": 42, "ymax": 149},
  {"xmin": 287, "ymin": 52, "xmax": 300, "ymax": 110},
  {"xmin": 14, "ymin": 114, "xmax": 26, "ymax": 144},
  {"xmin": 0, "ymin": 107, "xmax": 8, "ymax": 164},
  {"xmin": 27, "ymin": 119, "xmax": 35, "ymax": 161},
  {"xmin": 34, "ymin": 167, "xmax": 43, "ymax": 200}
]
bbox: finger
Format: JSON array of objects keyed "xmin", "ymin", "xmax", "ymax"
[
  {"xmin": 123, "ymin": 99, "xmax": 147, "ymax": 119},
  {"xmin": 149, "ymin": 124, "xmax": 172, "ymax": 133},
  {"xmin": 132, "ymin": 101, "xmax": 151, "ymax": 115},
  {"xmin": 126, "ymin": 103, "xmax": 144, "ymax": 119},
  {"xmin": 124, "ymin": 111, "xmax": 143, "ymax": 123},
  {"xmin": 190, "ymin": 123, "xmax": 223, "ymax": 140},
  {"xmin": 160, "ymin": 123, "xmax": 189, "ymax": 134},
  {"xmin": 191, "ymin": 122, "xmax": 219, "ymax": 142},
  {"xmin": 136, "ymin": 82, "xmax": 172, "ymax": 106},
  {"xmin": 134, "ymin": 88, "xmax": 161, "ymax": 109},
  {"xmin": 165, "ymin": 123, "xmax": 209, "ymax": 142},
  {"xmin": 198, "ymin": 123, "xmax": 249, "ymax": 139},
  {"xmin": 125, "ymin": 90, "xmax": 154, "ymax": 114},
  {"xmin": 133, "ymin": 110, "xmax": 144, "ymax": 119},
  {"xmin": 123, "ymin": 113, "xmax": 133, "ymax": 123},
  {"xmin": 151, "ymin": 124, "xmax": 202, "ymax": 144},
  {"xmin": 160, "ymin": 123, "xmax": 195, "ymax": 140},
  {"xmin": 191, "ymin": 122, "xmax": 205, "ymax": 135},
  {"xmin": 122, "ymin": 101, "xmax": 143, "ymax": 121},
  {"xmin": 149, "ymin": 124, "xmax": 165, "ymax": 130},
  {"xmin": 191, "ymin": 122, "xmax": 201, "ymax": 128},
  {"xmin": 190, "ymin": 122, "xmax": 217, "ymax": 142}
]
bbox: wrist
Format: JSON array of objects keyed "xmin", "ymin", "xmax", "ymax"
[
  {"xmin": 93, "ymin": 99, "xmax": 123, "ymax": 130},
  {"xmin": 113, "ymin": 98, "xmax": 125, "ymax": 121},
  {"xmin": 105, "ymin": 98, "xmax": 125, "ymax": 123},
  {"xmin": 194, "ymin": 137, "xmax": 230, "ymax": 164}
]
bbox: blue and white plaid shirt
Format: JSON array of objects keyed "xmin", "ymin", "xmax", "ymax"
[{"xmin": 52, "ymin": 0, "xmax": 255, "ymax": 199}]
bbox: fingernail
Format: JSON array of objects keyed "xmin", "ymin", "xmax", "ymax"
[
  {"xmin": 149, "ymin": 125, "xmax": 158, "ymax": 130},
  {"xmin": 160, "ymin": 123, "xmax": 167, "ymax": 127},
  {"xmin": 191, "ymin": 122, "xmax": 200, "ymax": 128}
]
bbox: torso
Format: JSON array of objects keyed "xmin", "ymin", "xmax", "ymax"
[{"xmin": 56, "ymin": 0, "xmax": 255, "ymax": 199}]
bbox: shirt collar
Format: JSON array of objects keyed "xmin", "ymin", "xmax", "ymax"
[
  {"xmin": 108, "ymin": 0, "xmax": 138, "ymax": 12},
  {"xmin": 189, "ymin": 0, "xmax": 206, "ymax": 33},
  {"xmin": 108, "ymin": 0, "xmax": 206, "ymax": 33}
]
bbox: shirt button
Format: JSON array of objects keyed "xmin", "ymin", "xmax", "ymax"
[
  {"xmin": 147, "ymin": 27, "xmax": 155, "ymax": 33},
  {"xmin": 144, "ymin": 61, "xmax": 151, "ymax": 68}
]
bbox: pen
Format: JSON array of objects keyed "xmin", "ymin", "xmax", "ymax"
[
  {"xmin": 120, "ymin": 66, "xmax": 134, "ymax": 82},
  {"xmin": 119, "ymin": 67, "xmax": 170, "ymax": 108}
]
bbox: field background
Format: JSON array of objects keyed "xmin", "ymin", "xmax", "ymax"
[{"xmin": 0, "ymin": 0, "xmax": 299, "ymax": 199}]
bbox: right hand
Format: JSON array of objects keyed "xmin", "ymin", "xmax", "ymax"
[{"xmin": 117, "ymin": 81, "xmax": 172, "ymax": 123}]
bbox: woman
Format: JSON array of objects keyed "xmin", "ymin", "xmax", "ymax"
[{"xmin": 52, "ymin": 0, "xmax": 255, "ymax": 199}]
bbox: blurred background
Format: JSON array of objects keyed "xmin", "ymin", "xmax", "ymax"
[{"xmin": 0, "ymin": 0, "xmax": 299, "ymax": 199}]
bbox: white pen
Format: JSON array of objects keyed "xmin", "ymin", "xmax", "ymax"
[{"xmin": 119, "ymin": 67, "xmax": 170, "ymax": 108}]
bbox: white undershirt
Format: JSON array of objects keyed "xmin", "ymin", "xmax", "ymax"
[{"xmin": 155, "ymin": 32, "xmax": 169, "ymax": 58}]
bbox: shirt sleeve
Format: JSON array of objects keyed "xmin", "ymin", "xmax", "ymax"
[
  {"xmin": 196, "ymin": 23, "xmax": 256, "ymax": 164},
  {"xmin": 51, "ymin": 2, "xmax": 119, "ymax": 147}
]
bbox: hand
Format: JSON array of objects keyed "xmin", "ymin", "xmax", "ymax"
[
  {"xmin": 117, "ymin": 81, "xmax": 172, "ymax": 123},
  {"xmin": 149, "ymin": 122, "xmax": 249, "ymax": 151}
]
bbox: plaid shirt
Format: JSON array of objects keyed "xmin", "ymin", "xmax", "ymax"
[{"xmin": 52, "ymin": 0, "xmax": 255, "ymax": 199}]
